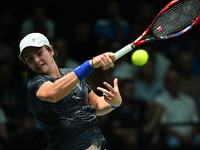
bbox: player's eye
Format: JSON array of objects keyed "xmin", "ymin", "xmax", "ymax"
[
  {"xmin": 37, "ymin": 51, "xmax": 43, "ymax": 56},
  {"xmin": 26, "ymin": 57, "xmax": 33, "ymax": 63}
]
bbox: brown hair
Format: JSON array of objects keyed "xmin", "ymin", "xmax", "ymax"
[
  {"xmin": 45, "ymin": 45, "xmax": 58, "ymax": 59},
  {"xmin": 19, "ymin": 45, "xmax": 58, "ymax": 64}
]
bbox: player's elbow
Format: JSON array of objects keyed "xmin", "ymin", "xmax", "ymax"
[
  {"xmin": 47, "ymin": 93, "xmax": 60, "ymax": 103},
  {"xmin": 36, "ymin": 90, "xmax": 60, "ymax": 103}
]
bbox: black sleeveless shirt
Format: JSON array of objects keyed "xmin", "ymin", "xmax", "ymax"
[{"xmin": 27, "ymin": 68, "xmax": 105, "ymax": 150}]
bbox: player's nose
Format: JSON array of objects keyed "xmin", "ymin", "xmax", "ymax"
[{"xmin": 34, "ymin": 56, "xmax": 41, "ymax": 65}]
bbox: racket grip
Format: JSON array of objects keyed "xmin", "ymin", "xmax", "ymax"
[{"xmin": 114, "ymin": 44, "xmax": 135, "ymax": 60}]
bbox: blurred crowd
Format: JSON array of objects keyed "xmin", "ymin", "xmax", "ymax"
[{"xmin": 0, "ymin": 0, "xmax": 200, "ymax": 150}]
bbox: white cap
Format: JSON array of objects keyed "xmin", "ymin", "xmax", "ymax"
[{"xmin": 19, "ymin": 33, "xmax": 50, "ymax": 58}]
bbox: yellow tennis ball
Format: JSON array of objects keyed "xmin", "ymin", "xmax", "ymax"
[{"xmin": 131, "ymin": 49, "xmax": 149, "ymax": 66}]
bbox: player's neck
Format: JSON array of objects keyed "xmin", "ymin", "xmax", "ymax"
[{"xmin": 48, "ymin": 60, "xmax": 61, "ymax": 78}]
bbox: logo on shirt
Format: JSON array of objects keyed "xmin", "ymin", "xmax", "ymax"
[{"xmin": 77, "ymin": 83, "xmax": 83, "ymax": 91}]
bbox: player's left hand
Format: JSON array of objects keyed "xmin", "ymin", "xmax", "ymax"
[{"xmin": 97, "ymin": 78, "xmax": 122, "ymax": 107}]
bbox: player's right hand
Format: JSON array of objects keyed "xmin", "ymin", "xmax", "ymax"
[{"xmin": 90, "ymin": 52, "xmax": 115, "ymax": 70}]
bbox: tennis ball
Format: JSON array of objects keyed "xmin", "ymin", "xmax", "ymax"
[{"xmin": 131, "ymin": 49, "xmax": 149, "ymax": 66}]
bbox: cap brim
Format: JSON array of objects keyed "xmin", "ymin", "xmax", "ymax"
[{"xmin": 19, "ymin": 43, "xmax": 45, "ymax": 58}]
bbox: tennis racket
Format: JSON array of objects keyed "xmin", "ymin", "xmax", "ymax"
[{"xmin": 115, "ymin": 0, "xmax": 200, "ymax": 60}]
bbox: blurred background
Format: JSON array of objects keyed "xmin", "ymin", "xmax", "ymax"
[{"xmin": 0, "ymin": 0, "xmax": 200, "ymax": 150}]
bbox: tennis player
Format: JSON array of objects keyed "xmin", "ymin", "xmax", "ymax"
[{"xmin": 19, "ymin": 33, "xmax": 122, "ymax": 150}]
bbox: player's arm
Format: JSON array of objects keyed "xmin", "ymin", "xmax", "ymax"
[
  {"xmin": 89, "ymin": 91, "xmax": 114, "ymax": 116},
  {"xmin": 89, "ymin": 78, "xmax": 122, "ymax": 116},
  {"xmin": 36, "ymin": 71, "xmax": 79, "ymax": 103},
  {"xmin": 36, "ymin": 52, "xmax": 115, "ymax": 103}
]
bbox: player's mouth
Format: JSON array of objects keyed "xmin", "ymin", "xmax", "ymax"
[{"xmin": 36, "ymin": 64, "xmax": 45, "ymax": 70}]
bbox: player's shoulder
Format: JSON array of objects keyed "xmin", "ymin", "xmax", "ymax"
[
  {"xmin": 28, "ymin": 68, "xmax": 73, "ymax": 83},
  {"xmin": 27, "ymin": 73, "xmax": 55, "ymax": 90},
  {"xmin": 29, "ymin": 73, "xmax": 49, "ymax": 82}
]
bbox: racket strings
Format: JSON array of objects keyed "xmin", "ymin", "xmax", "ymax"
[{"xmin": 152, "ymin": 0, "xmax": 200, "ymax": 38}]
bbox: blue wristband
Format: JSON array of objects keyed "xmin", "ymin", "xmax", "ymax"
[
  {"xmin": 110, "ymin": 101, "xmax": 122, "ymax": 109},
  {"xmin": 73, "ymin": 60, "xmax": 94, "ymax": 81}
]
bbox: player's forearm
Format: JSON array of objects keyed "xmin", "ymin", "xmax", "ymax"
[
  {"xmin": 50, "ymin": 72, "xmax": 79, "ymax": 100},
  {"xmin": 37, "ymin": 71, "xmax": 79, "ymax": 102},
  {"xmin": 95, "ymin": 96, "xmax": 115, "ymax": 116}
]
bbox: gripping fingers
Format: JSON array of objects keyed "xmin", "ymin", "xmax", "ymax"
[
  {"xmin": 109, "ymin": 52, "xmax": 116, "ymax": 62},
  {"xmin": 101, "ymin": 56, "xmax": 110, "ymax": 70},
  {"xmin": 101, "ymin": 52, "xmax": 114, "ymax": 70},
  {"xmin": 105, "ymin": 53, "xmax": 115, "ymax": 69},
  {"xmin": 93, "ymin": 52, "xmax": 115, "ymax": 70}
]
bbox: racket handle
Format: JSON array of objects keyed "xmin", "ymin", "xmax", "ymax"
[{"xmin": 114, "ymin": 44, "xmax": 135, "ymax": 60}]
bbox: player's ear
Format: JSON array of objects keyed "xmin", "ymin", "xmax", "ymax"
[
  {"xmin": 46, "ymin": 45, "xmax": 58, "ymax": 59},
  {"xmin": 46, "ymin": 45, "xmax": 54, "ymax": 56},
  {"xmin": 50, "ymin": 45, "xmax": 54, "ymax": 56}
]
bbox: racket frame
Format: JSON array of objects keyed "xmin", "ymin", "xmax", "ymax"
[{"xmin": 115, "ymin": 0, "xmax": 200, "ymax": 60}]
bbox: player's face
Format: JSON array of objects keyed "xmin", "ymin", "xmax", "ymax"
[{"xmin": 23, "ymin": 46, "xmax": 55, "ymax": 74}]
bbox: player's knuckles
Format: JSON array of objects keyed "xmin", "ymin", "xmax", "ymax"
[
  {"xmin": 101, "ymin": 53, "xmax": 107, "ymax": 59},
  {"xmin": 109, "ymin": 52, "xmax": 115, "ymax": 58}
]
